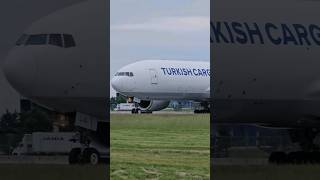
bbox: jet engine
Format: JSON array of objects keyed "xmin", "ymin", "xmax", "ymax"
[{"xmin": 137, "ymin": 100, "xmax": 170, "ymax": 111}]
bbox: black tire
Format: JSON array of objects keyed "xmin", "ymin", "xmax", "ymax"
[
  {"xmin": 131, "ymin": 109, "xmax": 136, "ymax": 114},
  {"xmin": 310, "ymin": 151, "xmax": 320, "ymax": 164},
  {"xmin": 269, "ymin": 151, "xmax": 287, "ymax": 164},
  {"xmin": 83, "ymin": 148, "xmax": 100, "ymax": 165},
  {"xmin": 287, "ymin": 151, "xmax": 306, "ymax": 164},
  {"xmin": 69, "ymin": 148, "xmax": 81, "ymax": 164}
]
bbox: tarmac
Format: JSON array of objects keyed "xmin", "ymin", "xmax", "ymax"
[
  {"xmin": 212, "ymin": 158, "xmax": 268, "ymax": 166},
  {"xmin": 0, "ymin": 155, "xmax": 68, "ymax": 164},
  {"xmin": 110, "ymin": 111, "xmax": 194, "ymax": 115}
]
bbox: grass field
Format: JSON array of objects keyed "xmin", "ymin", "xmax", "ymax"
[
  {"xmin": 110, "ymin": 114, "xmax": 210, "ymax": 179},
  {"xmin": 2, "ymin": 113, "xmax": 320, "ymax": 179},
  {"xmin": 0, "ymin": 164, "xmax": 108, "ymax": 180},
  {"xmin": 213, "ymin": 165, "xmax": 320, "ymax": 180}
]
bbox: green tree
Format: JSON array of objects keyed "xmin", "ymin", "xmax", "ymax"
[
  {"xmin": 110, "ymin": 94, "xmax": 127, "ymax": 110},
  {"xmin": 0, "ymin": 111, "xmax": 22, "ymax": 154},
  {"xmin": 0, "ymin": 110, "xmax": 53, "ymax": 154},
  {"xmin": 20, "ymin": 109, "xmax": 53, "ymax": 133},
  {"xmin": 0, "ymin": 110, "xmax": 19, "ymax": 133},
  {"xmin": 115, "ymin": 94, "xmax": 127, "ymax": 104}
]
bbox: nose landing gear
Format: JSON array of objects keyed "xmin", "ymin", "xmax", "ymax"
[
  {"xmin": 131, "ymin": 108, "xmax": 141, "ymax": 114},
  {"xmin": 194, "ymin": 102, "xmax": 210, "ymax": 114}
]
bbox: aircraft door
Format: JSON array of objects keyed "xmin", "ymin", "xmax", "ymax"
[{"xmin": 149, "ymin": 69, "xmax": 158, "ymax": 85}]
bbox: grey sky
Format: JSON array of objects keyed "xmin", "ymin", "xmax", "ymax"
[{"xmin": 110, "ymin": 0, "xmax": 210, "ymax": 96}]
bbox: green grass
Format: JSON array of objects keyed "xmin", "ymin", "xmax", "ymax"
[
  {"xmin": 0, "ymin": 164, "xmax": 108, "ymax": 180},
  {"xmin": 213, "ymin": 165, "xmax": 320, "ymax": 180},
  {"xmin": 110, "ymin": 114, "xmax": 210, "ymax": 179},
  {"xmin": 3, "ymin": 113, "xmax": 320, "ymax": 179}
]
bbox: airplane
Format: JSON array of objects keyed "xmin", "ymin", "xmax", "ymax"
[
  {"xmin": 5, "ymin": 0, "xmax": 320, "ymax": 165},
  {"xmin": 4, "ymin": 0, "xmax": 107, "ymax": 120},
  {"xmin": 111, "ymin": 0, "xmax": 320, "ymax": 164},
  {"xmin": 3, "ymin": 0, "xmax": 109, "ymax": 164},
  {"xmin": 212, "ymin": 0, "xmax": 320, "ymax": 163},
  {"xmin": 111, "ymin": 60, "xmax": 210, "ymax": 113},
  {"xmin": 0, "ymin": 0, "xmax": 84, "ymax": 117}
]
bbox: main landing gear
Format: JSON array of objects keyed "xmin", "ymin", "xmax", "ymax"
[
  {"xmin": 269, "ymin": 128, "xmax": 320, "ymax": 164},
  {"xmin": 131, "ymin": 108, "xmax": 152, "ymax": 114}
]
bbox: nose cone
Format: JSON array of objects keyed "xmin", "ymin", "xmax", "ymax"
[
  {"xmin": 111, "ymin": 76, "xmax": 122, "ymax": 92},
  {"xmin": 3, "ymin": 49, "xmax": 36, "ymax": 96}
]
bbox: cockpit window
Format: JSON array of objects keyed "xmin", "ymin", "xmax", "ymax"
[
  {"xmin": 115, "ymin": 72, "xmax": 134, "ymax": 77},
  {"xmin": 49, "ymin": 34, "xmax": 63, "ymax": 47},
  {"xmin": 63, "ymin": 34, "xmax": 76, "ymax": 48},
  {"xmin": 15, "ymin": 33, "xmax": 76, "ymax": 48},
  {"xmin": 16, "ymin": 34, "xmax": 28, "ymax": 46},
  {"xmin": 26, "ymin": 34, "xmax": 47, "ymax": 45}
]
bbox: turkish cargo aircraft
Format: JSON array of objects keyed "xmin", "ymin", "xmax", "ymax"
[
  {"xmin": 212, "ymin": 0, "xmax": 320, "ymax": 163},
  {"xmin": 4, "ymin": 0, "xmax": 107, "ymax": 120},
  {"xmin": 111, "ymin": 60, "xmax": 210, "ymax": 113},
  {"xmin": 3, "ymin": 0, "xmax": 109, "ymax": 165}
]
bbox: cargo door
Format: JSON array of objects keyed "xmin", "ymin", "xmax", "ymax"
[{"xmin": 149, "ymin": 69, "xmax": 158, "ymax": 85}]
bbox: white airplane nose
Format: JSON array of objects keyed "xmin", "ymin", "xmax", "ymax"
[
  {"xmin": 111, "ymin": 76, "xmax": 122, "ymax": 92},
  {"xmin": 3, "ymin": 49, "xmax": 36, "ymax": 96}
]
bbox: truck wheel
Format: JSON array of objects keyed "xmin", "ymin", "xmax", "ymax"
[
  {"xmin": 89, "ymin": 150, "xmax": 100, "ymax": 165},
  {"xmin": 83, "ymin": 148, "xmax": 100, "ymax": 165},
  {"xmin": 69, "ymin": 148, "xmax": 81, "ymax": 164}
]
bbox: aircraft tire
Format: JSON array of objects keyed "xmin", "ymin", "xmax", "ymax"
[
  {"xmin": 310, "ymin": 151, "xmax": 320, "ymax": 164},
  {"xmin": 69, "ymin": 148, "xmax": 81, "ymax": 164},
  {"xmin": 194, "ymin": 110, "xmax": 210, "ymax": 114},
  {"xmin": 269, "ymin": 151, "xmax": 320, "ymax": 164},
  {"xmin": 288, "ymin": 151, "xmax": 307, "ymax": 164},
  {"xmin": 269, "ymin": 151, "xmax": 287, "ymax": 164}
]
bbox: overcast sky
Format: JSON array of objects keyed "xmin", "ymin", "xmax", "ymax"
[{"xmin": 110, "ymin": 0, "xmax": 210, "ymax": 96}]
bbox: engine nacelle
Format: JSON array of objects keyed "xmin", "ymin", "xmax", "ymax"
[{"xmin": 138, "ymin": 100, "xmax": 170, "ymax": 111}]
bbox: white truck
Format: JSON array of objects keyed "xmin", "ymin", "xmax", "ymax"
[
  {"xmin": 116, "ymin": 103, "xmax": 135, "ymax": 111},
  {"xmin": 12, "ymin": 132, "xmax": 81, "ymax": 155},
  {"xmin": 13, "ymin": 131, "xmax": 109, "ymax": 165},
  {"xmin": 115, "ymin": 103, "xmax": 153, "ymax": 114}
]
